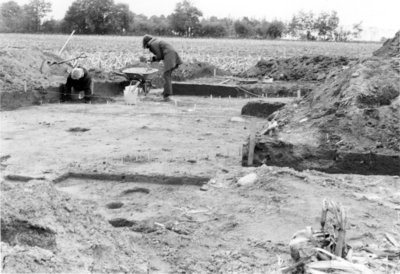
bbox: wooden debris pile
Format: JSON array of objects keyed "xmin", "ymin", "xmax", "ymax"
[{"xmin": 281, "ymin": 199, "xmax": 400, "ymax": 273}]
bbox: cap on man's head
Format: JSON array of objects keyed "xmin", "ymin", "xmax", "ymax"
[
  {"xmin": 71, "ymin": 68, "xmax": 84, "ymax": 80},
  {"xmin": 142, "ymin": 34, "xmax": 153, "ymax": 49}
]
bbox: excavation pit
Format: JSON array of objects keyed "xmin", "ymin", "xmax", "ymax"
[
  {"xmin": 53, "ymin": 172, "xmax": 319, "ymax": 245},
  {"xmin": 54, "ymin": 174, "xmax": 212, "ymax": 232},
  {"xmin": 1, "ymin": 218, "xmax": 57, "ymax": 251}
]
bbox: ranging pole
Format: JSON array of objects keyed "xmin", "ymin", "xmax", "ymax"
[{"xmin": 58, "ymin": 30, "xmax": 76, "ymax": 56}]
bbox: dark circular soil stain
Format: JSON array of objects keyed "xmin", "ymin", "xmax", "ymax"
[{"xmin": 106, "ymin": 202, "xmax": 124, "ymax": 209}]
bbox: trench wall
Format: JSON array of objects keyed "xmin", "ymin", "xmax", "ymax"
[{"xmin": 242, "ymin": 137, "xmax": 400, "ymax": 176}]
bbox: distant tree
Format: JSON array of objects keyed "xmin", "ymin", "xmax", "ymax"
[
  {"xmin": 333, "ymin": 26, "xmax": 352, "ymax": 41},
  {"xmin": 63, "ymin": 0, "xmax": 85, "ymax": 33},
  {"xmin": 288, "ymin": 11, "xmax": 317, "ymax": 40},
  {"xmin": 63, "ymin": 0, "xmax": 133, "ymax": 34},
  {"xmin": 107, "ymin": 3, "xmax": 133, "ymax": 34},
  {"xmin": 234, "ymin": 17, "xmax": 256, "ymax": 38},
  {"xmin": 333, "ymin": 23, "xmax": 363, "ymax": 42},
  {"xmin": 170, "ymin": 0, "xmax": 203, "ymax": 36},
  {"xmin": 221, "ymin": 17, "xmax": 235, "ymax": 36},
  {"xmin": 314, "ymin": 11, "xmax": 339, "ymax": 40},
  {"xmin": 351, "ymin": 21, "xmax": 363, "ymax": 39},
  {"xmin": 287, "ymin": 15, "xmax": 300, "ymax": 37},
  {"xmin": 41, "ymin": 18, "xmax": 62, "ymax": 33},
  {"xmin": 0, "ymin": 1, "xmax": 23, "ymax": 32},
  {"xmin": 255, "ymin": 20, "xmax": 270, "ymax": 38},
  {"xmin": 266, "ymin": 20, "xmax": 285, "ymax": 39},
  {"xmin": 22, "ymin": 0, "xmax": 52, "ymax": 32},
  {"xmin": 148, "ymin": 15, "xmax": 171, "ymax": 36},
  {"xmin": 234, "ymin": 20, "xmax": 248, "ymax": 37},
  {"xmin": 199, "ymin": 20, "xmax": 227, "ymax": 37},
  {"xmin": 129, "ymin": 14, "xmax": 150, "ymax": 34},
  {"xmin": 82, "ymin": 0, "xmax": 113, "ymax": 33},
  {"xmin": 288, "ymin": 10, "xmax": 342, "ymax": 41}
]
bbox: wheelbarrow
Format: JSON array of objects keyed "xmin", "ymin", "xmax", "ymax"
[{"xmin": 114, "ymin": 67, "xmax": 159, "ymax": 95}]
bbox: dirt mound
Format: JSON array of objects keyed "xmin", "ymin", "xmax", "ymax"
[
  {"xmin": 0, "ymin": 48, "xmax": 69, "ymax": 93},
  {"xmin": 247, "ymin": 57, "xmax": 400, "ymax": 175},
  {"xmin": 240, "ymin": 55, "xmax": 356, "ymax": 82},
  {"xmin": 373, "ymin": 30, "xmax": 400, "ymax": 58},
  {"xmin": 0, "ymin": 48, "xmax": 71, "ymax": 110},
  {"xmin": 278, "ymin": 57, "xmax": 400, "ymax": 153},
  {"xmin": 1, "ymin": 180, "xmax": 147, "ymax": 273}
]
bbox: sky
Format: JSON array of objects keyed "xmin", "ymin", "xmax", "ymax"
[{"xmin": 4, "ymin": 0, "xmax": 400, "ymax": 40}]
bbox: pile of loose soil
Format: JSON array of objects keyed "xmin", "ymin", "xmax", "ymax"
[
  {"xmin": 240, "ymin": 55, "xmax": 356, "ymax": 82},
  {"xmin": 247, "ymin": 37, "xmax": 400, "ymax": 174},
  {"xmin": 373, "ymin": 30, "xmax": 400, "ymax": 58},
  {"xmin": 0, "ymin": 48, "xmax": 69, "ymax": 93},
  {"xmin": 0, "ymin": 48, "xmax": 70, "ymax": 110},
  {"xmin": 1, "ymin": 180, "xmax": 147, "ymax": 273},
  {"xmin": 273, "ymin": 57, "xmax": 400, "ymax": 153}
]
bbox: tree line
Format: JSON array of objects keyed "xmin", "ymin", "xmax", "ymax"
[{"xmin": 0, "ymin": 0, "xmax": 362, "ymax": 41}]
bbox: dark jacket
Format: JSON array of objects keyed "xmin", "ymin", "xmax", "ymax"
[
  {"xmin": 147, "ymin": 37, "xmax": 183, "ymax": 72},
  {"xmin": 66, "ymin": 68, "xmax": 92, "ymax": 94}
]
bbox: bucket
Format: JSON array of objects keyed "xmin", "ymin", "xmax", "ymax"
[{"xmin": 124, "ymin": 82, "xmax": 140, "ymax": 105}]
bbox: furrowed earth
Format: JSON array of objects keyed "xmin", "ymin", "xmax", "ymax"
[{"xmin": 1, "ymin": 34, "xmax": 399, "ymax": 274}]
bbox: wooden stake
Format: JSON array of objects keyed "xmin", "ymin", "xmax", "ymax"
[
  {"xmin": 247, "ymin": 122, "xmax": 256, "ymax": 166},
  {"xmin": 336, "ymin": 229, "xmax": 346, "ymax": 257}
]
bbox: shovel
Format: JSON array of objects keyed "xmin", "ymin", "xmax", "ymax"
[{"xmin": 40, "ymin": 53, "xmax": 88, "ymax": 74}]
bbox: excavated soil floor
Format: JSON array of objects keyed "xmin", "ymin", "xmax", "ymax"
[{"xmin": 1, "ymin": 93, "xmax": 400, "ymax": 273}]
